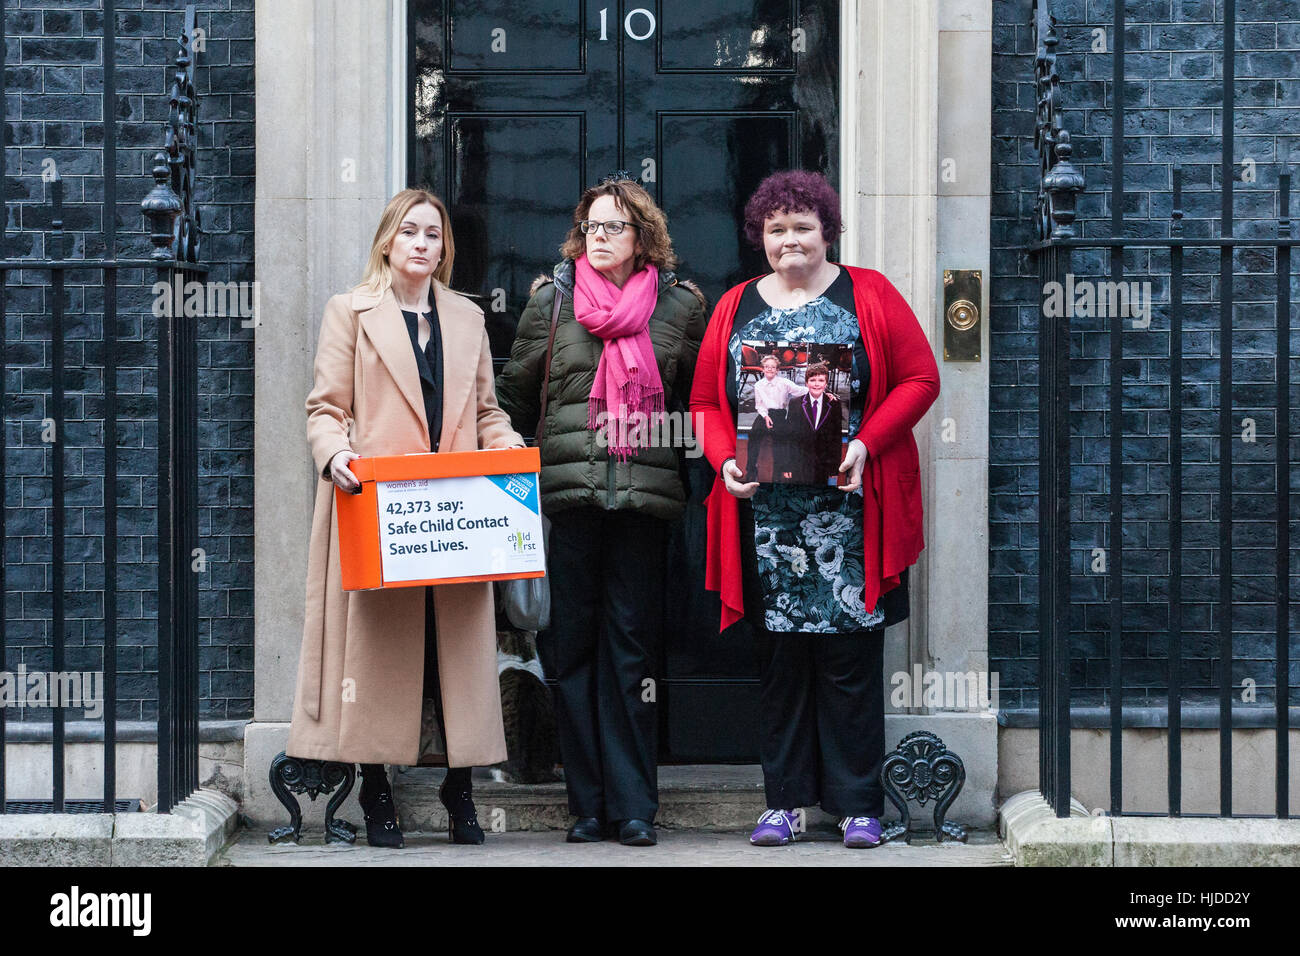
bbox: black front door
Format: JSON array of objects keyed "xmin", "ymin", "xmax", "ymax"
[{"xmin": 410, "ymin": 0, "xmax": 841, "ymax": 761}]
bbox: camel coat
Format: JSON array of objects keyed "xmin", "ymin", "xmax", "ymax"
[{"xmin": 286, "ymin": 280, "xmax": 524, "ymax": 767}]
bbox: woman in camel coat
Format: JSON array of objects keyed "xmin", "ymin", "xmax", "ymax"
[{"xmin": 287, "ymin": 188, "xmax": 524, "ymax": 847}]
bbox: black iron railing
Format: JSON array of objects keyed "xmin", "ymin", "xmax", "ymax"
[
  {"xmin": 1030, "ymin": 0, "xmax": 1294, "ymax": 818},
  {"xmin": 0, "ymin": 2, "xmax": 205, "ymax": 814}
]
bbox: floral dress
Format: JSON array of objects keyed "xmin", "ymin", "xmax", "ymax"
[{"xmin": 727, "ymin": 268, "xmax": 887, "ymax": 634}]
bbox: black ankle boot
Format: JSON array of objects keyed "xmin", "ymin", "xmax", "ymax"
[
  {"xmin": 358, "ymin": 764, "xmax": 404, "ymax": 848},
  {"xmin": 438, "ymin": 767, "xmax": 485, "ymax": 845}
]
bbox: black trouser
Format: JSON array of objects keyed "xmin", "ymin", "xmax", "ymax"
[
  {"xmin": 538, "ymin": 506, "xmax": 666, "ymax": 822},
  {"xmin": 421, "ymin": 585, "xmax": 449, "ymax": 749},
  {"xmin": 739, "ymin": 498, "xmax": 886, "ymax": 817},
  {"xmin": 746, "ymin": 408, "xmax": 783, "ymax": 482},
  {"xmin": 752, "ymin": 626, "xmax": 886, "ymax": 817}
]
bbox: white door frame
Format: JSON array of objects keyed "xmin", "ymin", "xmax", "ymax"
[{"xmin": 838, "ymin": 0, "xmax": 859, "ymax": 264}]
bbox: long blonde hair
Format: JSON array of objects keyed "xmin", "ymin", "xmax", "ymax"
[{"xmin": 357, "ymin": 188, "xmax": 456, "ymax": 295}]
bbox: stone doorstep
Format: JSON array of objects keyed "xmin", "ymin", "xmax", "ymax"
[
  {"xmin": 390, "ymin": 766, "xmax": 957, "ymax": 835},
  {"xmin": 0, "ymin": 789, "xmax": 241, "ymax": 867},
  {"xmin": 998, "ymin": 790, "xmax": 1300, "ymax": 867},
  {"xmin": 240, "ymin": 715, "xmax": 999, "ymax": 829},
  {"xmin": 394, "ymin": 766, "xmax": 771, "ymax": 832}
]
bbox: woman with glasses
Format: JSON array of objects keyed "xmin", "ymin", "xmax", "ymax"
[{"xmin": 495, "ymin": 176, "xmax": 707, "ymax": 846}]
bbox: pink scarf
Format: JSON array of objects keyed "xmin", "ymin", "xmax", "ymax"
[{"xmin": 572, "ymin": 253, "xmax": 663, "ymax": 461}]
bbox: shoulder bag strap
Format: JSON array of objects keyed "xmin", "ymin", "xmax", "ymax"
[{"xmin": 533, "ymin": 286, "xmax": 563, "ymax": 444}]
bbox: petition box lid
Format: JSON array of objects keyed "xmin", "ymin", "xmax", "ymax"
[{"xmin": 347, "ymin": 447, "xmax": 541, "ymax": 484}]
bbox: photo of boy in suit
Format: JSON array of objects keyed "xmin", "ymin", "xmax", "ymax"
[{"xmin": 780, "ymin": 362, "xmax": 844, "ymax": 485}]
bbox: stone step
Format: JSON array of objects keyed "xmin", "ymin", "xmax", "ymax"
[
  {"xmin": 392, "ymin": 765, "xmax": 947, "ymax": 835},
  {"xmin": 219, "ymin": 826, "xmax": 1013, "ymax": 866},
  {"xmin": 394, "ymin": 764, "xmax": 774, "ymax": 833}
]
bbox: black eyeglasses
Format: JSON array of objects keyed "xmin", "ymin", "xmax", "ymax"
[{"xmin": 577, "ymin": 219, "xmax": 638, "ymax": 236}]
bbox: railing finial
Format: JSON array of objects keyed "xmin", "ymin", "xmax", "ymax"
[
  {"xmin": 140, "ymin": 4, "xmax": 201, "ymax": 264},
  {"xmin": 142, "ymin": 152, "xmax": 182, "ymax": 261},
  {"xmin": 1043, "ymin": 130, "xmax": 1084, "ymax": 239},
  {"xmin": 1033, "ymin": 0, "xmax": 1085, "ymax": 242}
]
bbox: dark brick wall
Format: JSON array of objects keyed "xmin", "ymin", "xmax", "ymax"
[
  {"xmin": 3, "ymin": 0, "xmax": 254, "ymax": 721},
  {"xmin": 992, "ymin": 0, "xmax": 1300, "ymax": 713}
]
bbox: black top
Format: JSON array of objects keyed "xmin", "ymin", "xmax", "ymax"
[{"xmin": 401, "ymin": 304, "xmax": 444, "ymax": 452}]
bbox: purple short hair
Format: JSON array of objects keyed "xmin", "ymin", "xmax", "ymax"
[{"xmin": 743, "ymin": 170, "xmax": 842, "ymax": 249}]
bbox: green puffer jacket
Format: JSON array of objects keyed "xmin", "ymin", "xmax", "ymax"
[{"xmin": 495, "ymin": 258, "xmax": 708, "ymax": 522}]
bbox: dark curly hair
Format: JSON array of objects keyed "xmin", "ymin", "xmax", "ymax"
[
  {"xmin": 742, "ymin": 170, "xmax": 843, "ymax": 250},
  {"xmin": 559, "ymin": 177, "xmax": 677, "ymax": 272}
]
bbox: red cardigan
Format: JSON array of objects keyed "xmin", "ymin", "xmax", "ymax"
[{"xmin": 688, "ymin": 265, "xmax": 941, "ymax": 633}]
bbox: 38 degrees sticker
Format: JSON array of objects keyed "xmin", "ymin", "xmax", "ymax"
[
  {"xmin": 485, "ymin": 472, "xmax": 538, "ymax": 511},
  {"xmin": 375, "ymin": 474, "xmax": 545, "ymax": 583}
]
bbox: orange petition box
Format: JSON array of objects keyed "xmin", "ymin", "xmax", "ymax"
[{"xmin": 334, "ymin": 447, "xmax": 546, "ymax": 591}]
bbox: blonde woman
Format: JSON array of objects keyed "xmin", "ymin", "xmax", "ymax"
[{"xmin": 287, "ymin": 188, "xmax": 524, "ymax": 848}]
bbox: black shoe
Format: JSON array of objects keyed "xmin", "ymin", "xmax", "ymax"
[
  {"xmin": 358, "ymin": 767, "xmax": 404, "ymax": 849},
  {"xmin": 618, "ymin": 818, "xmax": 657, "ymax": 846},
  {"xmin": 439, "ymin": 771, "xmax": 485, "ymax": 845},
  {"xmin": 566, "ymin": 816, "xmax": 605, "ymax": 843}
]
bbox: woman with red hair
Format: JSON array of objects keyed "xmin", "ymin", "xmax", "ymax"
[{"xmin": 690, "ymin": 170, "xmax": 939, "ymax": 849}]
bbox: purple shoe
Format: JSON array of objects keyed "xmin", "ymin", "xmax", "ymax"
[
  {"xmin": 749, "ymin": 809, "xmax": 798, "ymax": 846},
  {"xmin": 839, "ymin": 816, "xmax": 883, "ymax": 848}
]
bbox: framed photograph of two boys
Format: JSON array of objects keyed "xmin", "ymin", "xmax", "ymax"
[{"xmin": 735, "ymin": 341, "xmax": 852, "ymax": 486}]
